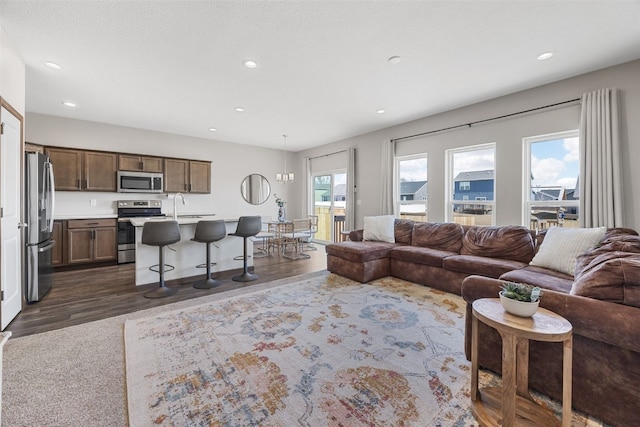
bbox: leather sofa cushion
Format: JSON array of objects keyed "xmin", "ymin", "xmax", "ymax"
[
  {"xmin": 575, "ymin": 234, "xmax": 640, "ymax": 275},
  {"xmin": 389, "ymin": 246, "xmax": 456, "ymax": 267},
  {"xmin": 411, "ymin": 222, "xmax": 464, "ymax": 252},
  {"xmin": 394, "ymin": 219, "xmax": 415, "ymax": 245},
  {"xmin": 572, "ymin": 252, "xmax": 640, "ymax": 307},
  {"xmin": 500, "ymin": 266, "xmax": 573, "ymax": 293},
  {"xmin": 325, "ymin": 241, "xmax": 396, "ymax": 263},
  {"xmin": 461, "ymin": 226, "xmax": 535, "ymax": 263},
  {"xmin": 443, "ymin": 254, "xmax": 528, "ymax": 279}
]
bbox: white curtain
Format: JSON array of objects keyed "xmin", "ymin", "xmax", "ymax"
[
  {"xmin": 303, "ymin": 157, "xmax": 311, "ymax": 216},
  {"xmin": 380, "ymin": 139, "xmax": 395, "ymax": 215},
  {"xmin": 345, "ymin": 147, "xmax": 356, "ymax": 231},
  {"xmin": 579, "ymin": 88, "xmax": 623, "ymax": 228}
]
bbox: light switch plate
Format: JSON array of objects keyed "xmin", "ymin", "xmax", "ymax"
[{"xmin": 90, "ymin": 199, "xmax": 97, "ymax": 207}]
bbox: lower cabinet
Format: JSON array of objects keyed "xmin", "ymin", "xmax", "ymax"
[
  {"xmin": 52, "ymin": 221, "xmax": 65, "ymax": 266},
  {"xmin": 66, "ymin": 219, "xmax": 117, "ymax": 265}
]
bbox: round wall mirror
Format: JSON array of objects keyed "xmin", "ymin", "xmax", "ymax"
[{"xmin": 241, "ymin": 174, "xmax": 271, "ymax": 205}]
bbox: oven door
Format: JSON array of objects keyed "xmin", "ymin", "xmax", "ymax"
[{"xmin": 117, "ymin": 220, "xmax": 136, "ymax": 264}]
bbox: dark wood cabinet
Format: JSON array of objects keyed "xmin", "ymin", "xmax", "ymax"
[
  {"xmin": 189, "ymin": 160, "xmax": 211, "ymax": 193},
  {"xmin": 45, "ymin": 147, "xmax": 83, "ymax": 191},
  {"xmin": 45, "ymin": 147, "xmax": 117, "ymax": 191},
  {"xmin": 66, "ymin": 219, "xmax": 117, "ymax": 265},
  {"xmin": 84, "ymin": 151, "xmax": 117, "ymax": 191},
  {"xmin": 51, "ymin": 220, "xmax": 65, "ymax": 266},
  {"xmin": 164, "ymin": 158, "xmax": 211, "ymax": 193},
  {"xmin": 118, "ymin": 154, "xmax": 163, "ymax": 173}
]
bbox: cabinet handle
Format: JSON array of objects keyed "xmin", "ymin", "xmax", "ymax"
[
  {"xmin": 77, "ymin": 179, "xmax": 80, "ymax": 188},
  {"xmin": 139, "ymin": 161, "xmax": 143, "ymax": 170},
  {"xmin": 86, "ymin": 222, "xmax": 99, "ymax": 225}
]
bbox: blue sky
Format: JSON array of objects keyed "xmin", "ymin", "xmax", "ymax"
[{"xmin": 530, "ymin": 136, "xmax": 579, "ymax": 189}]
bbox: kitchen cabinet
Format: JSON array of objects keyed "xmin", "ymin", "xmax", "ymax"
[
  {"xmin": 164, "ymin": 158, "xmax": 211, "ymax": 193},
  {"xmin": 45, "ymin": 147, "xmax": 117, "ymax": 191},
  {"xmin": 51, "ymin": 220, "xmax": 65, "ymax": 266},
  {"xmin": 45, "ymin": 147, "xmax": 83, "ymax": 191},
  {"xmin": 67, "ymin": 219, "xmax": 117, "ymax": 265},
  {"xmin": 25, "ymin": 142, "xmax": 44, "ymax": 153},
  {"xmin": 118, "ymin": 154, "xmax": 163, "ymax": 173}
]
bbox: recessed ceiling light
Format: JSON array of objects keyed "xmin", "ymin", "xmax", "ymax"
[
  {"xmin": 208, "ymin": 127, "xmax": 217, "ymax": 132},
  {"xmin": 62, "ymin": 101, "xmax": 76, "ymax": 107},
  {"xmin": 242, "ymin": 59, "xmax": 259, "ymax": 69},
  {"xmin": 537, "ymin": 51, "xmax": 555, "ymax": 61},
  {"xmin": 234, "ymin": 107, "xmax": 245, "ymax": 112},
  {"xmin": 387, "ymin": 56, "xmax": 401, "ymax": 64},
  {"xmin": 44, "ymin": 61, "xmax": 62, "ymax": 70},
  {"xmin": 377, "ymin": 109, "xmax": 386, "ymax": 114}
]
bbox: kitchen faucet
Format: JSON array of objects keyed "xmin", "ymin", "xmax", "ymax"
[{"xmin": 173, "ymin": 193, "xmax": 186, "ymax": 220}]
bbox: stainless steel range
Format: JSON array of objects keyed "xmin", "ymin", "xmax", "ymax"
[{"xmin": 117, "ymin": 200, "xmax": 164, "ymax": 264}]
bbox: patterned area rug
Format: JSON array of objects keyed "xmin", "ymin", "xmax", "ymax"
[{"xmin": 125, "ymin": 273, "xmax": 603, "ymax": 426}]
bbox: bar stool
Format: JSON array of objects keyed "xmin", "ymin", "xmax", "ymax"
[
  {"xmin": 229, "ymin": 215, "xmax": 262, "ymax": 282},
  {"xmin": 192, "ymin": 220, "xmax": 227, "ymax": 289},
  {"xmin": 141, "ymin": 220, "xmax": 181, "ymax": 298}
]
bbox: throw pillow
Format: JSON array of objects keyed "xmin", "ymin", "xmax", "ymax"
[
  {"xmin": 529, "ymin": 226, "xmax": 606, "ymax": 276},
  {"xmin": 363, "ymin": 215, "xmax": 395, "ymax": 243}
]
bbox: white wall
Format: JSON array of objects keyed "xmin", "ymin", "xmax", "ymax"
[
  {"xmin": 298, "ymin": 60, "xmax": 640, "ymax": 231},
  {"xmin": 25, "ymin": 113, "xmax": 295, "ymax": 220},
  {"xmin": 0, "ymin": 25, "xmax": 25, "ymax": 114}
]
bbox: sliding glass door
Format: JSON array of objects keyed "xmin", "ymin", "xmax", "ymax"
[{"xmin": 312, "ymin": 172, "xmax": 346, "ymax": 243}]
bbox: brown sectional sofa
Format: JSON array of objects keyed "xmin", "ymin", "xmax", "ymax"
[{"xmin": 325, "ymin": 219, "xmax": 640, "ymax": 426}]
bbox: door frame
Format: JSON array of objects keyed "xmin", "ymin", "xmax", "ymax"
[{"xmin": 0, "ymin": 98, "xmax": 25, "ymax": 329}]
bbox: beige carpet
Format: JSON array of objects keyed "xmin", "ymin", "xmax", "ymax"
[
  {"xmin": 4, "ymin": 271, "xmax": 604, "ymax": 426},
  {"xmin": 2, "ymin": 272, "xmax": 327, "ymax": 427}
]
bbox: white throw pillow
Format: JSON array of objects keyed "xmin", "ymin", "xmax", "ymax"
[
  {"xmin": 530, "ymin": 226, "xmax": 606, "ymax": 276},
  {"xmin": 363, "ymin": 215, "xmax": 395, "ymax": 243}
]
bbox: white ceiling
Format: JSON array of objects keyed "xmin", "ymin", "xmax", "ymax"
[{"xmin": 1, "ymin": 1, "xmax": 639, "ymax": 152}]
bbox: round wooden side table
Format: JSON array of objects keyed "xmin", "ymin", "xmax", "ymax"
[{"xmin": 470, "ymin": 298, "xmax": 573, "ymax": 427}]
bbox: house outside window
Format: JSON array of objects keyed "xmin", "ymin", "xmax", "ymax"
[
  {"xmin": 523, "ymin": 130, "xmax": 579, "ymax": 230},
  {"xmin": 446, "ymin": 143, "xmax": 495, "ymax": 226},
  {"xmin": 395, "ymin": 154, "xmax": 427, "ymax": 222}
]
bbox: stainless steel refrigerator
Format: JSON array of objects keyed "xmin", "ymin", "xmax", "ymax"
[{"xmin": 25, "ymin": 152, "xmax": 56, "ymax": 303}]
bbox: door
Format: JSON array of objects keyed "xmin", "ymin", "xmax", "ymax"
[
  {"xmin": 1, "ymin": 105, "xmax": 23, "ymax": 329},
  {"xmin": 312, "ymin": 172, "xmax": 346, "ymax": 243}
]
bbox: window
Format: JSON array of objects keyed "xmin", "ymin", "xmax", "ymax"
[
  {"xmin": 523, "ymin": 130, "xmax": 579, "ymax": 230},
  {"xmin": 395, "ymin": 154, "xmax": 427, "ymax": 222},
  {"xmin": 446, "ymin": 143, "xmax": 495, "ymax": 225}
]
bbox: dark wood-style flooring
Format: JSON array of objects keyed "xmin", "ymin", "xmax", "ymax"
[{"xmin": 7, "ymin": 243, "xmax": 327, "ymax": 338}]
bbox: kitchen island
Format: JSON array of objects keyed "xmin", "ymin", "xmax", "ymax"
[{"xmin": 129, "ymin": 215, "xmax": 247, "ymax": 286}]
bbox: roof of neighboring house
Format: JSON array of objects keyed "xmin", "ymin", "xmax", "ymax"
[
  {"xmin": 454, "ymin": 170, "xmax": 494, "ymax": 181},
  {"xmin": 400, "ymin": 181, "xmax": 427, "ymax": 195}
]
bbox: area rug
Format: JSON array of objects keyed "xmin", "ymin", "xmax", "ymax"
[{"xmin": 124, "ymin": 273, "xmax": 602, "ymax": 426}]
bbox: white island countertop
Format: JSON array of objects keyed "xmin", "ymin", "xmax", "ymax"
[{"xmin": 131, "ymin": 216, "xmax": 246, "ymax": 286}]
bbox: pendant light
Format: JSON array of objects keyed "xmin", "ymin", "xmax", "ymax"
[{"xmin": 276, "ymin": 134, "xmax": 294, "ymax": 183}]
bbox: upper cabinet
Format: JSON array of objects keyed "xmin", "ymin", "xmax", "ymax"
[
  {"xmin": 118, "ymin": 154, "xmax": 163, "ymax": 173},
  {"xmin": 43, "ymin": 145, "xmax": 209, "ymax": 194},
  {"xmin": 45, "ymin": 147, "xmax": 117, "ymax": 191},
  {"xmin": 164, "ymin": 158, "xmax": 211, "ymax": 193}
]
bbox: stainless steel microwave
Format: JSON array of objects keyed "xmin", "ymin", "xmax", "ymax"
[{"xmin": 117, "ymin": 171, "xmax": 164, "ymax": 193}]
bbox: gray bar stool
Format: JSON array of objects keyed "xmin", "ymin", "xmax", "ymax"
[
  {"xmin": 141, "ymin": 220, "xmax": 181, "ymax": 298},
  {"xmin": 192, "ymin": 220, "xmax": 227, "ymax": 289},
  {"xmin": 229, "ymin": 215, "xmax": 262, "ymax": 282}
]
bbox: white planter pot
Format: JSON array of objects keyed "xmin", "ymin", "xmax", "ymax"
[{"xmin": 499, "ymin": 292, "xmax": 539, "ymax": 317}]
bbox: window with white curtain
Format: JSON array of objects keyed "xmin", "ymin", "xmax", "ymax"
[
  {"xmin": 395, "ymin": 154, "xmax": 427, "ymax": 222},
  {"xmin": 523, "ymin": 130, "xmax": 580, "ymax": 231},
  {"xmin": 446, "ymin": 143, "xmax": 496, "ymax": 226}
]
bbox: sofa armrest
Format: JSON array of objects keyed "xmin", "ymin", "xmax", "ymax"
[
  {"xmin": 349, "ymin": 229, "xmax": 364, "ymax": 241},
  {"xmin": 461, "ymin": 275, "xmax": 640, "ymax": 354}
]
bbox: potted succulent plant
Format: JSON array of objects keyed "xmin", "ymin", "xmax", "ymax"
[{"xmin": 499, "ymin": 282, "xmax": 542, "ymax": 317}]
